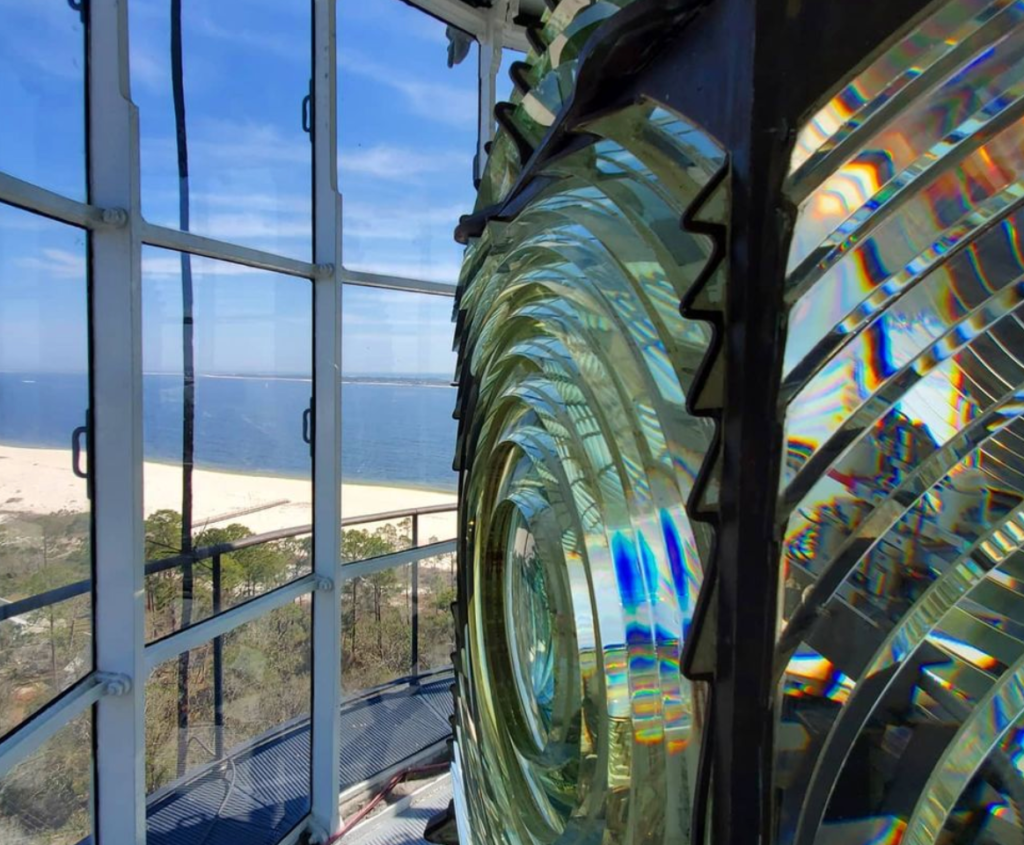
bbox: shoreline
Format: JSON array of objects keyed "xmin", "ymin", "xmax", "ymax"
[
  {"xmin": 144, "ymin": 455, "xmax": 459, "ymax": 497},
  {"xmin": 0, "ymin": 441, "xmax": 457, "ymax": 497},
  {"xmin": 0, "ymin": 444, "xmax": 457, "ymax": 539}
]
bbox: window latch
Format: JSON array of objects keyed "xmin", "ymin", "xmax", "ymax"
[
  {"xmin": 67, "ymin": 0, "xmax": 84, "ymax": 24},
  {"xmin": 71, "ymin": 410, "xmax": 93, "ymax": 500},
  {"xmin": 302, "ymin": 401, "xmax": 314, "ymax": 456},
  {"xmin": 301, "ymin": 80, "xmax": 313, "ymax": 140}
]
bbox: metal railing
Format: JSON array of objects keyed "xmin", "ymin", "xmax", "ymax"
[
  {"xmin": 0, "ymin": 503, "xmax": 457, "ymax": 619},
  {"xmin": 0, "ymin": 502, "xmax": 458, "ymax": 760}
]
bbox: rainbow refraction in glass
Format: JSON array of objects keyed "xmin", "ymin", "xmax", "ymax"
[
  {"xmin": 777, "ymin": 1, "xmax": 1024, "ymax": 843},
  {"xmin": 451, "ymin": 13, "xmax": 725, "ymax": 834}
]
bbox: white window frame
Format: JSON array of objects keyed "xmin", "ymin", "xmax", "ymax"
[
  {"xmin": 88, "ymin": 1, "xmax": 148, "ymax": 841},
  {"xmin": 0, "ymin": 0, "xmax": 496, "ymax": 841},
  {"xmin": 310, "ymin": 0, "xmax": 344, "ymax": 836}
]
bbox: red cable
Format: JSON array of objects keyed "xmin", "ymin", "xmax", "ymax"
[{"xmin": 326, "ymin": 762, "xmax": 450, "ymax": 843}]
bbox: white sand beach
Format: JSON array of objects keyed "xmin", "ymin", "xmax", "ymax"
[{"xmin": 0, "ymin": 444, "xmax": 457, "ymax": 543}]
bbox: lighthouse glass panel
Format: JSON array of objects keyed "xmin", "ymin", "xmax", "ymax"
[
  {"xmin": 337, "ymin": 0, "xmax": 477, "ymax": 283},
  {"xmin": 0, "ymin": 204, "xmax": 92, "ymax": 740},
  {"xmin": 775, "ymin": 3, "xmax": 1024, "ymax": 844}
]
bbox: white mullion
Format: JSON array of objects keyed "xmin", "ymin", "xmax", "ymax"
[
  {"xmin": 88, "ymin": 0, "xmax": 147, "ymax": 843},
  {"xmin": 0, "ymin": 171, "xmax": 106, "ymax": 229},
  {"xmin": 339, "ymin": 540, "xmax": 458, "ymax": 581},
  {"xmin": 340, "ymin": 267, "xmax": 457, "ymax": 297},
  {"xmin": 140, "ymin": 220, "xmax": 322, "ymax": 281},
  {"xmin": 0, "ymin": 676, "xmax": 106, "ymax": 774},
  {"xmin": 310, "ymin": 0, "xmax": 344, "ymax": 839},
  {"xmin": 144, "ymin": 576, "xmax": 317, "ymax": 672},
  {"xmin": 476, "ymin": 23, "xmax": 502, "ymax": 185},
  {"xmin": 401, "ymin": 0, "xmax": 530, "ymax": 51},
  {"xmin": 402, "ymin": 0, "xmax": 487, "ymax": 37},
  {"xmin": 500, "ymin": 27, "xmax": 530, "ymax": 54}
]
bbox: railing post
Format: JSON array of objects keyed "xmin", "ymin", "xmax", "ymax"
[
  {"xmin": 212, "ymin": 553, "xmax": 224, "ymax": 760},
  {"xmin": 411, "ymin": 514, "xmax": 420, "ymax": 676},
  {"xmin": 176, "ymin": 558, "xmax": 192, "ymax": 776}
]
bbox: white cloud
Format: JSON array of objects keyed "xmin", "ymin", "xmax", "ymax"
[
  {"xmin": 389, "ymin": 76, "xmax": 477, "ymax": 128},
  {"xmin": 141, "ymin": 121, "xmax": 310, "ymax": 180},
  {"xmin": 343, "ymin": 200, "xmax": 467, "ymax": 241},
  {"xmin": 129, "ymin": 43, "xmax": 169, "ymax": 92},
  {"xmin": 17, "ymin": 249, "xmax": 86, "ymax": 281},
  {"xmin": 0, "ymin": 0, "xmax": 84, "ymax": 82},
  {"xmin": 343, "ymin": 0, "xmax": 450, "ymax": 47},
  {"xmin": 193, "ymin": 213, "xmax": 311, "ymax": 241},
  {"xmin": 192, "ymin": 191, "xmax": 310, "ymax": 213},
  {"xmin": 137, "ymin": 123, "xmax": 314, "ymax": 251},
  {"xmin": 136, "ymin": 116, "xmax": 470, "ymax": 262},
  {"xmin": 0, "ymin": 212, "xmax": 68, "ymax": 234},
  {"xmin": 190, "ymin": 11, "xmax": 306, "ymax": 62},
  {"xmin": 339, "ymin": 144, "xmax": 465, "ymax": 181},
  {"xmin": 338, "ymin": 52, "xmax": 476, "ymax": 128},
  {"xmin": 173, "ymin": 121, "xmax": 444, "ymax": 188},
  {"xmin": 187, "ymin": 121, "xmax": 311, "ymax": 168},
  {"xmin": 141, "ymin": 254, "xmax": 267, "ymax": 279}
]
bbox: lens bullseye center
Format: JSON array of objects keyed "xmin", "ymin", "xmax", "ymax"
[{"xmin": 505, "ymin": 509, "xmax": 558, "ymax": 744}]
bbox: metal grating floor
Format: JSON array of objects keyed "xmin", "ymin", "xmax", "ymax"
[
  {"xmin": 345, "ymin": 775, "xmax": 453, "ymax": 845},
  {"xmin": 145, "ymin": 674, "xmax": 453, "ymax": 845},
  {"xmin": 339, "ymin": 679, "xmax": 453, "ymax": 788}
]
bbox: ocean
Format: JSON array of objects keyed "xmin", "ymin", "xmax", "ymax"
[{"xmin": 0, "ymin": 372, "xmax": 459, "ymax": 492}]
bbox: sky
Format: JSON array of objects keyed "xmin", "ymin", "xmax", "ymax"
[{"xmin": 0, "ymin": 0, "xmax": 515, "ymax": 377}]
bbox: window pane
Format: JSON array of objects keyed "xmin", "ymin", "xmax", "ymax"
[
  {"xmin": 145, "ymin": 604, "xmax": 311, "ymax": 841},
  {"xmin": 0, "ymin": 3, "xmax": 85, "ymax": 199},
  {"xmin": 340, "ymin": 536, "xmax": 455, "ymax": 684},
  {"xmin": 0, "ymin": 710, "xmax": 93, "ymax": 845},
  {"xmin": 338, "ymin": 557, "xmax": 452, "ymax": 793},
  {"xmin": 0, "ymin": 204, "xmax": 91, "ymax": 737},
  {"xmin": 0, "ymin": 596, "xmax": 92, "ymax": 740},
  {"xmin": 344, "ymin": 515, "xmax": 416, "ymax": 557},
  {"xmin": 338, "ymin": 0, "xmax": 477, "ymax": 283},
  {"xmin": 338, "ymin": 675, "xmax": 452, "ymax": 798},
  {"xmin": 417, "ymin": 549, "xmax": 456, "ymax": 672},
  {"xmin": 341, "ymin": 561, "xmax": 415, "ymax": 694},
  {"xmin": 131, "ymin": 0, "xmax": 311, "ymax": 259},
  {"xmin": 339, "ymin": 550, "xmax": 455, "ymax": 685},
  {"xmin": 142, "ymin": 248, "xmax": 312, "ymax": 642},
  {"xmin": 341, "ymin": 286, "xmax": 458, "ymax": 538}
]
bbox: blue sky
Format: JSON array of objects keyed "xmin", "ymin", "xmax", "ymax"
[{"xmin": 0, "ymin": 0, "xmax": 510, "ymax": 377}]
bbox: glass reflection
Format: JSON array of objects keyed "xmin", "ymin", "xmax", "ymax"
[
  {"xmin": 505, "ymin": 511, "xmax": 557, "ymax": 742},
  {"xmin": 339, "ymin": 548, "xmax": 456, "ymax": 694},
  {"xmin": 130, "ymin": 0, "xmax": 311, "ymax": 259},
  {"xmin": 0, "ymin": 1, "xmax": 85, "ymax": 199},
  {"xmin": 340, "ymin": 559, "xmax": 417, "ymax": 695},
  {"xmin": 338, "ymin": 0, "xmax": 477, "ymax": 283},
  {"xmin": 777, "ymin": 2, "xmax": 1024, "ymax": 844},
  {"xmin": 0, "ymin": 204, "xmax": 91, "ymax": 739},
  {"xmin": 336, "ymin": 545, "xmax": 455, "ymax": 795},
  {"xmin": 142, "ymin": 247, "xmax": 312, "ymax": 643},
  {"xmin": 0, "ymin": 711, "xmax": 92, "ymax": 845},
  {"xmin": 789, "ymin": 0, "xmax": 1016, "ymax": 179},
  {"xmin": 340, "ymin": 286, "xmax": 458, "ymax": 537},
  {"xmin": 145, "ymin": 605, "xmax": 311, "ymax": 842}
]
